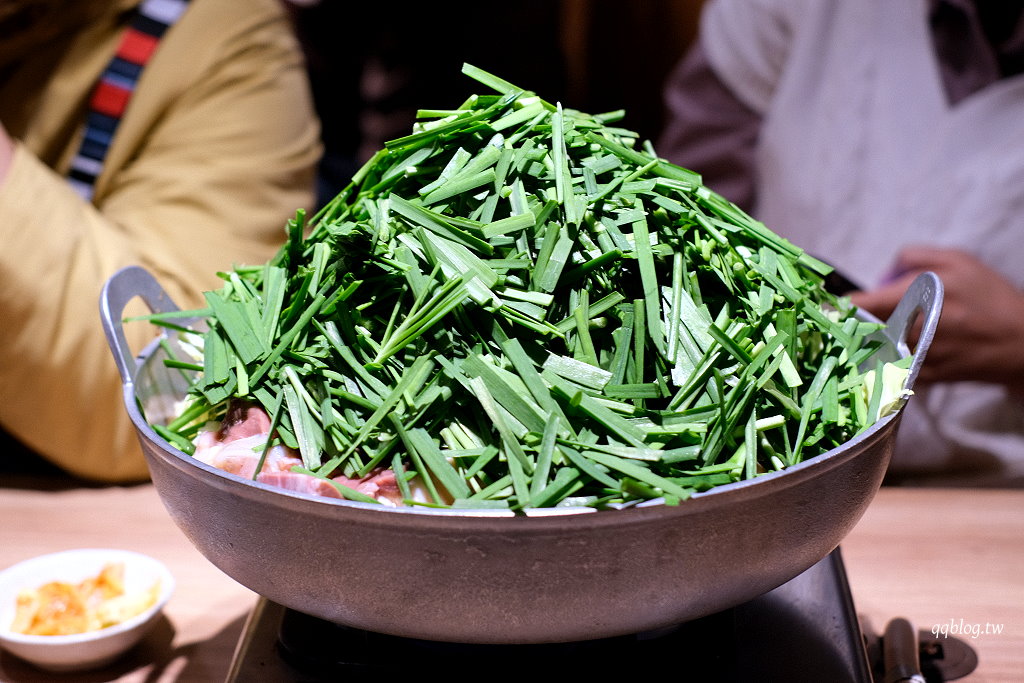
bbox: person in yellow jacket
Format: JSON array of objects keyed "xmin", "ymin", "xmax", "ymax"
[{"xmin": 0, "ymin": 0, "xmax": 322, "ymax": 482}]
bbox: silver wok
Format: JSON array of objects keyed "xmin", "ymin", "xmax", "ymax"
[{"xmin": 100, "ymin": 266, "xmax": 942, "ymax": 644}]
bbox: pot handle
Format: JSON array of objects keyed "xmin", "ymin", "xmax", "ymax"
[
  {"xmin": 882, "ymin": 271, "xmax": 943, "ymax": 391},
  {"xmin": 100, "ymin": 266, "xmax": 182, "ymax": 384},
  {"xmin": 99, "ymin": 266, "xmax": 942, "ymax": 388}
]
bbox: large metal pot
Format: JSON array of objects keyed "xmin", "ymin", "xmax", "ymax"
[{"xmin": 100, "ymin": 266, "xmax": 941, "ymax": 644}]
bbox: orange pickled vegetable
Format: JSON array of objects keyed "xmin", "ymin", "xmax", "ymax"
[{"xmin": 11, "ymin": 562, "xmax": 159, "ymax": 636}]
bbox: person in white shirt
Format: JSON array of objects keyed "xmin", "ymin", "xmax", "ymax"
[{"xmin": 658, "ymin": 0, "xmax": 1024, "ymax": 485}]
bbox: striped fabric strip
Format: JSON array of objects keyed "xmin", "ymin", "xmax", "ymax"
[{"xmin": 67, "ymin": 0, "xmax": 190, "ymax": 200}]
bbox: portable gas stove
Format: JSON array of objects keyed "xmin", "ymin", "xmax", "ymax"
[{"xmin": 225, "ymin": 549, "xmax": 976, "ymax": 682}]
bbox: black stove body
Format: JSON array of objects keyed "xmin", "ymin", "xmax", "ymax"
[{"xmin": 226, "ymin": 548, "xmax": 975, "ymax": 682}]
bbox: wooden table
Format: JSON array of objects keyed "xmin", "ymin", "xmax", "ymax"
[
  {"xmin": 841, "ymin": 487, "xmax": 1024, "ymax": 682},
  {"xmin": 0, "ymin": 482, "xmax": 1020, "ymax": 682}
]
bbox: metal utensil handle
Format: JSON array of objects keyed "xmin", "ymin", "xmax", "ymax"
[
  {"xmin": 100, "ymin": 265, "xmax": 182, "ymax": 384},
  {"xmin": 882, "ymin": 617, "xmax": 926, "ymax": 683},
  {"xmin": 883, "ymin": 271, "xmax": 943, "ymax": 389}
]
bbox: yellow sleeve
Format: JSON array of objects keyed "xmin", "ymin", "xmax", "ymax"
[{"xmin": 0, "ymin": 0, "xmax": 321, "ymax": 482}]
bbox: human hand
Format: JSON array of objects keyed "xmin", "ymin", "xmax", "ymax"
[{"xmin": 850, "ymin": 246, "xmax": 1024, "ymax": 390}]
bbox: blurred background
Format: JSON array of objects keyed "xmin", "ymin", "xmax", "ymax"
[{"xmin": 286, "ymin": 0, "xmax": 705, "ymax": 205}]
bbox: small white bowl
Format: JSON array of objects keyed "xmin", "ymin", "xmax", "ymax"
[{"xmin": 0, "ymin": 548, "xmax": 174, "ymax": 672}]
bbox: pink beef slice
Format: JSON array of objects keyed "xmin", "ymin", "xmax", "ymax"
[
  {"xmin": 216, "ymin": 400, "xmax": 272, "ymax": 442},
  {"xmin": 193, "ymin": 400, "xmax": 403, "ymax": 503}
]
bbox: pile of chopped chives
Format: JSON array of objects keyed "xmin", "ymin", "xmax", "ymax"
[{"xmin": 149, "ymin": 64, "xmax": 909, "ymax": 510}]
